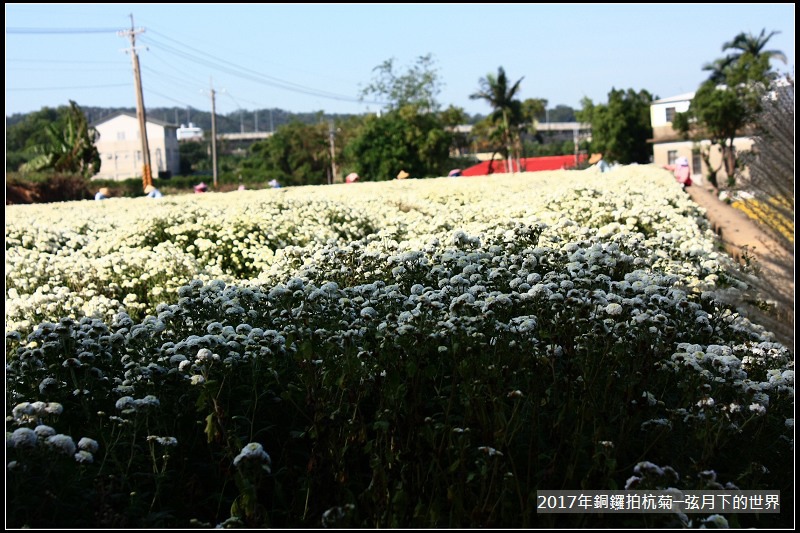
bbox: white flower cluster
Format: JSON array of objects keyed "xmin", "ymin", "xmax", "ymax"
[
  {"xmin": 115, "ymin": 395, "xmax": 161, "ymax": 413},
  {"xmin": 10, "ymin": 401, "xmax": 63, "ymax": 424},
  {"xmin": 6, "ymin": 424, "xmax": 99, "ymax": 464},
  {"xmin": 233, "ymin": 441, "xmax": 272, "ymax": 471},
  {"xmin": 5, "ymin": 166, "xmax": 793, "ymax": 480}
]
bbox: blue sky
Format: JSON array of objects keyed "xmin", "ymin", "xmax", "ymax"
[{"xmin": 6, "ymin": 3, "xmax": 795, "ymax": 120}]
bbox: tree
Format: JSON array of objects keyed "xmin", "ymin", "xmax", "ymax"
[
  {"xmin": 577, "ymin": 88, "xmax": 654, "ymax": 164},
  {"xmin": 547, "ymin": 105, "xmax": 577, "ymax": 123},
  {"xmin": 247, "ymin": 121, "xmax": 330, "ymax": 186},
  {"xmin": 344, "ymin": 105, "xmax": 452, "ymax": 181},
  {"xmin": 521, "ymin": 98, "xmax": 547, "ymax": 125},
  {"xmin": 6, "ymin": 107, "xmax": 61, "ymax": 172},
  {"xmin": 518, "ymin": 98, "xmax": 548, "ymax": 157},
  {"xmin": 439, "ymin": 105, "xmax": 470, "ymax": 157},
  {"xmin": 470, "ymin": 66, "xmax": 525, "ymax": 173},
  {"xmin": 722, "ymin": 29, "xmax": 788, "ymax": 70},
  {"xmin": 678, "ymin": 28, "xmax": 786, "ymax": 188},
  {"xmin": 19, "ymin": 101, "xmax": 101, "ymax": 178},
  {"xmin": 360, "ymin": 54, "xmax": 442, "ymax": 112},
  {"xmin": 179, "ymin": 141, "xmax": 211, "ymax": 175}
]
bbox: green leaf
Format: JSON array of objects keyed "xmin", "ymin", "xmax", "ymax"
[{"xmin": 205, "ymin": 413, "xmax": 219, "ymax": 443}]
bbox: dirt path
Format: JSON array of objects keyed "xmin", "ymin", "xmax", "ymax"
[{"xmin": 684, "ymin": 184, "xmax": 794, "ymax": 348}]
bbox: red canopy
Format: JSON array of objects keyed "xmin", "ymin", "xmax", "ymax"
[{"xmin": 460, "ymin": 155, "xmax": 587, "ymax": 177}]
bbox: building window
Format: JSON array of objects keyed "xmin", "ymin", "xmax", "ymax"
[
  {"xmin": 117, "ymin": 131, "xmax": 125, "ymax": 140},
  {"xmin": 665, "ymin": 107, "xmax": 676, "ymax": 122},
  {"xmin": 667, "ymin": 150, "xmax": 678, "ymax": 165},
  {"xmin": 692, "ymin": 152, "xmax": 702, "ymax": 175}
]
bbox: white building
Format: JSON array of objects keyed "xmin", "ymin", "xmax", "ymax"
[
  {"xmin": 177, "ymin": 122, "xmax": 204, "ymax": 142},
  {"xmin": 92, "ymin": 111, "xmax": 180, "ymax": 181},
  {"xmin": 649, "ymin": 92, "xmax": 754, "ymax": 186}
]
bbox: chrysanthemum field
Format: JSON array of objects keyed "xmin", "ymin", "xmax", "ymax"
[{"xmin": 5, "ymin": 165, "xmax": 794, "ymax": 528}]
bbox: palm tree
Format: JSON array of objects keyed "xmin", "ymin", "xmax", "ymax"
[
  {"xmin": 470, "ymin": 67, "xmax": 524, "ymax": 173},
  {"xmin": 704, "ymin": 29, "xmax": 786, "ymax": 85},
  {"xmin": 722, "ymin": 28, "xmax": 787, "ymax": 65},
  {"xmin": 701, "ymin": 57, "xmax": 736, "ymax": 84}
]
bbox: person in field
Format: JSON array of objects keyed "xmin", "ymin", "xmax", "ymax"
[
  {"xmin": 588, "ymin": 153, "xmax": 610, "ymax": 173},
  {"xmin": 664, "ymin": 156, "xmax": 692, "ymax": 189},
  {"xmin": 144, "ymin": 185, "xmax": 163, "ymax": 198}
]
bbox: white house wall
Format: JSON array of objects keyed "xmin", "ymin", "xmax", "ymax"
[
  {"xmin": 650, "ymin": 92, "xmax": 753, "ymax": 188},
  {"xmin": 94, "ymin": 115, "xmax": 179, "ymax": 181},
  {"xmin": 652, "ymin": 138, "xmax": 754, "ymax": 187}
]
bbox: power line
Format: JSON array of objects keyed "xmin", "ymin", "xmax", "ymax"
[
  {"xmin": 6, "ymin": 27, "xmax": 122, "ymax": 34},
  {"xmin": 142, "ymin": 65, "xmax": 206, "ymax": 94},
  {"xmin": 7, "ymin": 58, "xmax": 125, "ymax": 64},
  {"xmin": 6, "ymin": 83, "xmax": 131, "ymax": 91},
  {"xmin": 141, "ymin": 34, "xmax": 364, "ymax": 103},
  {"xmin": 144, "ymin": 87, "xmax": 195, "ymax": 109},
  {"xmin": 140, "ymin": 29, "xmax": 386, "ymax": 106},
  {"xmin": 7, "ymin": 22, "xmax": 388, "ymax": 112},
  {"xmin": 9, "ymin": 66, "xmax": 129, "ymax": 72}
]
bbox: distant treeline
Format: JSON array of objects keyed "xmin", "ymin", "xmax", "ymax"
[{"xmin": 6, "ymin": 106, "xmax": 494, "ymax": 135}]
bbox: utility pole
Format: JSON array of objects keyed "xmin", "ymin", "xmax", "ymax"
[
  {"xmin": 119, "ymin": 14, "xmax": 152, "ymax": 192},
  {"xmin": 209, "ymin": 78, "xmax": 218, "ymax": 189},
  {"xmin": 328, "ymin": 120, "xmax": 337, "ymax": 185},
  {"xmin": 254, "ymin": 111, "xmax": 258, "ymax": 132}
]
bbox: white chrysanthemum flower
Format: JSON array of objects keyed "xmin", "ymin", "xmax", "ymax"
[
  {"xmin": 46, "ymin": 434, "xmax": 77, "ymax": 456},
  {"xmin": 115, "ymin": 396, "xmax": 135, "ymax": 411},
  {"xmin": 9, "ymin": 427, "xmax": 38, "ymax": 449},
  {"xmin": 478, "ymin": 446, "xmax": 503, "ymax": 457},
  {"xmin": 12, "ymin": 402, "xmax": 35, "ymax": 419},
  {"xmin": 38, "ymin": 377, "xmax": 59, "ymax": 394},
  {"xmin": 604, "ymin": 303, "xmax": 623, "ymax": 316},
  {"xmin": 44, "ymin": 402, "xmax": 63, "ymax": 415},
  {"xmin": 34, "ymin": 425, "xmax": 56, "ymax": 439},
  {"xmin": 78, "ymin": 437, "xmax": 99, "ymax": 453},
  {"xmin": 196, "ymin": 348, "xmax": 214, "ymax": 363},
  {"xmin": 233, "ymin": 442, "xmax": 272, "ymax": 470},
  {"xmin": 169, "ymin": 354, "xmax": 188, "ymax": 365},
  {"xmin": 137, "ymin": 395, "xmax": 160, "ymax": 408},
  {"xmin": 700, "ymin": 514, "xmax": 729, "ymax": 528},
  {"xmin": 624, "ymin": 475, "xmax": 641, "ymax": 489},
  {"xmin": 74, "ymin": 450, "xmax": 94, "ymax": 464},
  {"xmin": 633, "ymin": 461, "xmax": 664, "ymax": 476},
  {"xmin": 696, "ymin": 397, "xmax": 715, "ymax": 408},
  {"xmin": 147, "ymin": 435, "xmax": 178, "ymax": 447},
  {"xmin": 360, "ymin": 307, "xmax": 377, "ymax": 319}
]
